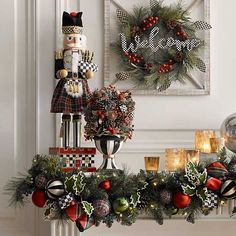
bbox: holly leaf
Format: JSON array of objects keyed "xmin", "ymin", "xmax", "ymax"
[
  {"xmin": 199, "ymin": 169, "xmax": 207, "ymax": 184},
  {"xmin": 64, "ymin": 175, "xmax": 76, "ymax": 193},
  {"xmin": 73, "ymin": 172, "xmax": 86, "ymax": 195},
  {"xmin": 64, "ymin": 172, "xmax": 85, "ymax": 195},
  {"xmin": 139, "ymin": 182, "xmax": 148, "ymax": 191},
  {"xmin": 44, "ymin": 202, "xmax": 57, "ymax": 221},
  {"xmin": 196, "ymin": 187, "xmax": 208, "ymax": 202},
  {"xmin": 185, "ymin": 161, "xmax": 199, "ymax": 185},
  {"xmin": 182, "ymin": 185, "xmax": 196, "ymax": 196},
  {"xmin": 193, "ymin": 21, "xmax": 212, "ymax": 30},
  {"xmin": 81, "ymin": 201, "xmax": 94, "ymax": 217},
  {"xmin": 130, "ymin": 192, "xmax": 141, "ymax": 208}
]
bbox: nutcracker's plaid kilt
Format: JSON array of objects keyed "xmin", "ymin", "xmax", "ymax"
[{"xmin": 51, "ymin": 78, "xmax": 91, "ymax": 113}]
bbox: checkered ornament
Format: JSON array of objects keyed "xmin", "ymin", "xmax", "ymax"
[
  {"xmin": 203, "ymin": 190, "xmax": 218, "ymax": 209},
  {"xmin": 59, "ymin": 193, "xmax": 74, "ymax": 210},
  {"xmin": 78, "ymin": 61, "xmax": 98, "ymax": 79}
]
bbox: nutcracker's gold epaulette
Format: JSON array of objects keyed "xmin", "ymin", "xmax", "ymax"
[{"xmin": 55, "ymin": 50, "xmax": 63, "ymax": 60}]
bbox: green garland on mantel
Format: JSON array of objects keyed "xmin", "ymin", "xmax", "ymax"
[{"xmin": 5, "ymin": 148, "xmax": 236, "ymax": 232}]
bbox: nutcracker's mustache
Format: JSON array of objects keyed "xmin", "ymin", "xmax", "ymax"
[{"xmin": 66, "ymin": 43, "xmax": 83, "ymax": 47}]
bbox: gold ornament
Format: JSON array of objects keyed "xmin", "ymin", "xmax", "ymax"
[
  {"xmin": 59, "ymin": 69, "xmax": 68, "ymax": 78},
  {"xmin": 85, "ymin": 70, "xmax": 94, "ymax": 79}
]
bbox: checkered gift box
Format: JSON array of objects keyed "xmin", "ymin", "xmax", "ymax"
[{"xmin": 80, "ymin": 154, "xmax": 95, "ymax": 168}]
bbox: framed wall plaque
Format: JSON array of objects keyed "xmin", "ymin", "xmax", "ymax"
[{"xmin": 104, "ymin": 0, "xmax": 210, "ymax": 95}]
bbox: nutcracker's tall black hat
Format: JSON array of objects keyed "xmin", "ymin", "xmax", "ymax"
[{"xmin": 62, "ymin": 11, "xmax": 83, "ymax": 34}]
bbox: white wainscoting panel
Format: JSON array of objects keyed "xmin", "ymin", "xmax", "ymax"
[{"xmin": 0, "ymin": 0, "xmax": 37, "ymax": 235}]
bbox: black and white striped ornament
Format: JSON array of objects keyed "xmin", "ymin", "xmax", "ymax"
[
  {"xmin": 46, "ymin": 180, "xmax": 65, "ymax": 199},
  {"xmin": 94, "ymin": 136, "xmax": 124, "ymax": 156},
  {"xmin": 220, "ymin": 180, "xmax": 236, "ymax": 199}
]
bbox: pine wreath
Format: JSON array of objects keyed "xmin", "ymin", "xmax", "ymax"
[{"xmin": 114, "ymin": 0, "xmax": 211, "ymax": 91}]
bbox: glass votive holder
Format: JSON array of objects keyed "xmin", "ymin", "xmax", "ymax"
[
  {"xmin": 195, "ymin": 130, "xmax": 216, "ymax": 153},
  {"xmin": 165, "ymin": 149, "xmax": 186, "ymax": 172},
  {"xmin": 210, "ymin": 138, "xmax": 225, "ymax": 153},
  {"xmin": 144, "ymin": 157, "xmax": 160, "ymax": 173},
  {"xmin": 185, "ymin": 150, "xmax": 200, "ymax": 165}
]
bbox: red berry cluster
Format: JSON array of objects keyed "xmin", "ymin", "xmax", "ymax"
[
  {"xmin": 175, "ymin": 27, "xmax": 188, "ymax": 41},
  {"xmin": 141, "ymin": 16, "xmax": 159, "ymax": 31},
  {"xmin": 158, "ymin": 59, "xmax": 174, "ymax": 74},
  {"xmin": 124, "ymin": 52, "xmax": 144, "ymax": 64}
]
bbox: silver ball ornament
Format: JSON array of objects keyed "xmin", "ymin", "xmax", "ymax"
[{"xmin": 220, "ymin": 113, "xmax": 236, "ymax": 153}]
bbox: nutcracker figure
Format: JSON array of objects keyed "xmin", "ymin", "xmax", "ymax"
[{"xmin": 51, "ymin": 11, "xmax": 98, "ymax": 148}]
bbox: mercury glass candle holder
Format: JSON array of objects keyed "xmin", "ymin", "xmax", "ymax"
[
  {"xmin": 144, "ymin": 157, "xmax": 160, "ymax": 173},
  {"xmin": 195, "ymin": 130, "xmax": 216, "ymax": 153},
  {"xmin": 185, "ymin": 150, "xmax": 200, "ymax": 165},
  {"xmin": 165, "ymin": 149, "xmax": 186, "ymax": 172}
]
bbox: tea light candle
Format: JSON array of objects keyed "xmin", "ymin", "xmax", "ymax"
[
  {"xmin": 165, "ymin": 149, "xmax": 186, "ymax": 171},
  {"xmin": 195, "ymin": 130, "xmax": 216, "ymax": 153},
  {"xmin": 210, "ymin": 138, "xmax": 225, "ymax": 153},
  {"xmin": 144, "ymin": 157, "xmax": 160, "ymax": 173},
  {"xmin": 185, "ymin": 150, "xmax": 200, "ymax": 165}
]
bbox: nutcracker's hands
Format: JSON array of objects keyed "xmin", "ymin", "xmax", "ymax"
[
  {"xmin": 85, "ymin": 70, "xmax": 94, "ymax": 79},
  {"xmin": 57, "ymin": 69, "xmax": 68, "ymax": 79}
]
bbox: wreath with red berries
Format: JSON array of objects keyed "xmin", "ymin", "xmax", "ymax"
[{"xmin": 114, "ymin": 1, "xmax": 211, "ymax": 92}]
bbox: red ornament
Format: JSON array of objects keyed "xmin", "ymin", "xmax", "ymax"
[
  {"xmin": 32, "ymin": 190, "xmax": 47, "ymax": 208},
  {"xmin": 206, "ymin": 177, "xmax": 222, "ymax": 191},
  {"xmin": 209, "ymin": 162, "xmax": 226, "ymax": 169},
  {"xmin": 70, "ymin": 12, "xmax": 77, "ymax": 17},
  {"xmin": 173, "ymin": 192, "xmax": 191, "ymax": 209},
  {"xmin": 65, "ymin": 204, "xmax": 78, "ymax": 222},
  {"xmin": 99, "ymin": 180, "xmax": 111, "ymax": 191}
]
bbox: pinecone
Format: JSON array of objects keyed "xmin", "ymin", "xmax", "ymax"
[
  {"xmin": 103, "ymin": 214, "xmax": 114, "ymax": 228},
  {"xmin": 137, "ymin": 196, "xmax": 150, "ymax": 210},
  {"xmin": 159, "ymin": 189, "xmax": 173, "ymax": 205},
  {"xmin": 174, "ymin": 52, "xmax": 185, "ymax": 62},
  {"xmin": 166, "ymin": 20, "xmax": 178, "ymax": 29},
  {"xmin": 131, "ymin": 26, "xmax": 141, "ymax": 37}
]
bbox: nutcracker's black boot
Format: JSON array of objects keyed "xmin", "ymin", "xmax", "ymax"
[
  {"xmin": 62, "ymin": 114, "xmax": 71, "ymax": 148},
  {"xmin": 73, "ymin": 113, "xmax": 82, "ymax": 148}
]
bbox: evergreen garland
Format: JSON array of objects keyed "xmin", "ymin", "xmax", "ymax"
[{"xmin": 5, "ymin": 148, "xmax": 236, "ymax": 232}]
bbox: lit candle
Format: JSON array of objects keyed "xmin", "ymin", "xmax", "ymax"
[
  {"xmin": 210, "ymin": 138, "xmax": 225, "ymax": 153},
  {"xmin": 195, "ymin": 130, "xmax": 216, "ymax": 153},
  {"xmin": 185, "ymin": 150, "xmax": 200, "ymax": 165},
  {"xmin": 165, "ymin": 149, "xmax": 186, "ymax": 171},
  {"xmin": 144, "ymin": 157, "xmax": 160, "ymax": 173}
]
